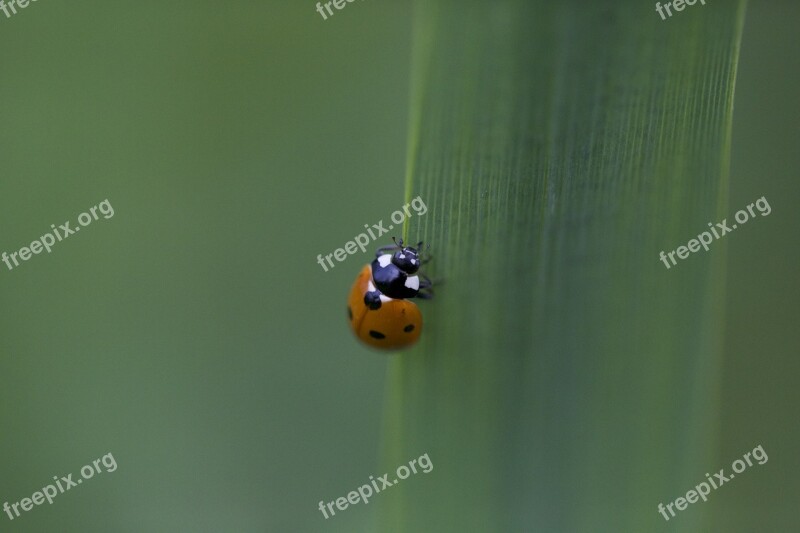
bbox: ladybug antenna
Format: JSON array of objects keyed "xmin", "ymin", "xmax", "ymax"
[{"xmin": 392, "ymin": 236, "xmax": 404, "ymax": 248}]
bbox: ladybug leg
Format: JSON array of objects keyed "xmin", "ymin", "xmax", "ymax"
[
  {"xmin": 417, "ymin": 274, "xmax": 434, "ymax": 299},
  {"xmin": 419, "ymin": 244, "xmax": 433, "ymax": 264},
  {"xmin": 375, "ymin": 236, "xmax": 406, "ymax": 257},
  {"xmin": 416, "ymin": 288, "xmax": 434, "ymax": 300},
  {"xmin": 364, "ymin": 291, "xmax": 383, "ymax": 310},
  {"xmin": 375, "ymin": 244, "xmax": 400, "ymax": 258},
  {"xmin": 418, "ymin": 272, "xmax": 433, "ymax": 286},
  {"xmin": 420, "ymin": 243, "xmax": 432, "ymax": 263},
  {"xmin": 420, "ymin": 272, "xmax": 444, "ymax": 288}
]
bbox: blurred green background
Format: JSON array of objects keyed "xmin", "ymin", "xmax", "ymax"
[{"xmin": 0, "ymin": 1, "xmax": 797, "ymax": 532}]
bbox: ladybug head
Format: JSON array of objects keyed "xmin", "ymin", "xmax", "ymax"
[{"xmin": 391, "ymin": 238, "xmax": 425, "ymax": 274}]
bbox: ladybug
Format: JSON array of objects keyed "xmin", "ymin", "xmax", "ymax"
[{"xmin": 347, "ymin": 238, "xmax": 433, "ymax": 350}]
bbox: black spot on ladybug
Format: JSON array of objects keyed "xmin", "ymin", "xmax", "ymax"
[
  {"xmin": 369, "ymin": 330, "xmax": 386, "ymax": 339},
  {"xmin": 347, "ymin": 306, "xmax": 353, "ymax": 320},
  {"xmin": 404, "ymin": 324, "xmax": 415, "ymax": 332}
]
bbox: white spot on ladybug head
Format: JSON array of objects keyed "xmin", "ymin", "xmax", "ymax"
[
  {"xmin": 399, "ymin": 253, "xmax": 406, "ymax": 259},
  {"xmin": 378, "ymin": 254, "xmax": 392, "ymax": 267}
]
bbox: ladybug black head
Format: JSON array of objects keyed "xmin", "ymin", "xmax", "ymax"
[{"xmin": 390, "ymin": 238, "xmax": 424, "ymax": 274}]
